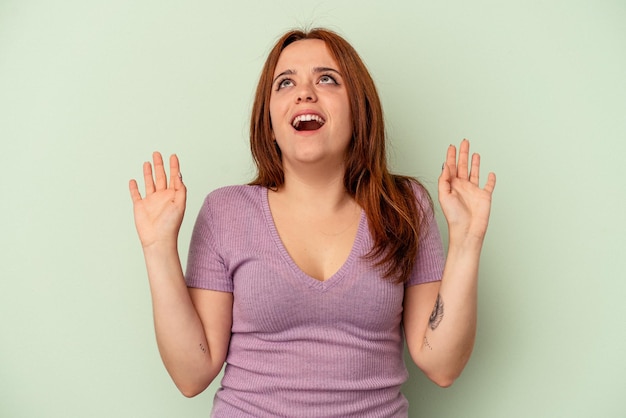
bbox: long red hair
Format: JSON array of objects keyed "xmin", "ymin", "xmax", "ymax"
[{"xmin": 249, "ymin": 28, "xmax": 432, "ymax": 283}]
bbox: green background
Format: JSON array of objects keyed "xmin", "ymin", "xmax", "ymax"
[{"xmin": 1, "ymin": 1, "xmax": 624, "ymax": 417}]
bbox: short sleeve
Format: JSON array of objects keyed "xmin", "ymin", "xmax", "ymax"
[
  {"xmin": 185, "ymin": 195, "xmax": 234, "ymax": 292},
  {"xmin": 405, "ymin": 183, "xmax": 445, "ymax": 287}
]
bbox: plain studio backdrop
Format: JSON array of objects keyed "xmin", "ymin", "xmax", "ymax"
[{"xmin": 1, "ymin": 1, "xmax": 624, "ymax": 417}]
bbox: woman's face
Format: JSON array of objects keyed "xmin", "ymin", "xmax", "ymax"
[{"xmin": 269, "ymin": 39, "xmax": 353, "ymax": 173}]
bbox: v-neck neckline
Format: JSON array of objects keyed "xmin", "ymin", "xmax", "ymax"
[{"xmin": 261, "ymin": 187, "xmax": 365, "ymax": 292}]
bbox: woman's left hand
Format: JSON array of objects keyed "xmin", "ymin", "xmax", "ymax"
[{"xmin": 438, "ymin": 139, "xmax": 496, "ymax": 246}]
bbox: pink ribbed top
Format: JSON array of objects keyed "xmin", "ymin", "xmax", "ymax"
[{"xmin": 185, "ymin": 185, "xmax": 444, "ymax": 417}]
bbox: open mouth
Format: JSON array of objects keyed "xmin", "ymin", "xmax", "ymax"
[{"xmin": 292, "ymin": 114, "xmax": 326, "ymax": 131}]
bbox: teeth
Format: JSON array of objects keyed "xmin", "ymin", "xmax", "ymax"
[{"xmin": 292, "ymin": 114, "xmax": 325, "ymax": 128}]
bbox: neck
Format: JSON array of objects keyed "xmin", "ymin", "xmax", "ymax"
[{"xmin": 275, "ymin": 165, "xmax": 353, "ymax": 213}]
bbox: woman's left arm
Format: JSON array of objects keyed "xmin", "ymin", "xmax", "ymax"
[{"xmin": 404, "ymin": 139, "xmax": 496, "ymax": 387}]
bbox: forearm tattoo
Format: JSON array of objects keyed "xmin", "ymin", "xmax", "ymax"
[
  {"xmin": 428, "ymin": 294, "xmax": 444, "ymax": 330},
  {"xmin": 423, "ymin": 336, "xmax": 433, "ymax": 351}
]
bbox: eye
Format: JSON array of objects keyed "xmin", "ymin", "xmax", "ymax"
[
  {"xmin": 318, "ymin": 74, "xmax": 338, "ymax": 85},
  {"xmin": 277, "ymin": 78, "xmax": 294, "ymax": 90}
]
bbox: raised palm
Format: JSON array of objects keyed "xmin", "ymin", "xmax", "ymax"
[
  {"xmin": 438, "ymin": 140, "xmax": 496, "ymax": 245},
  {"xmin": 129, "ymin": 152, "xmax": 186, "ymax": 249}
]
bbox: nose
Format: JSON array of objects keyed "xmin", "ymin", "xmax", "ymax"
[{"xmin": 296, "ymin": 83, "xmax": 317, "ymax": 103}]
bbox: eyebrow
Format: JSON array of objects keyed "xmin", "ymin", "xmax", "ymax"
[{"xmin": 272, "ymin": 67, "xmax": 342, "ymax": 85}]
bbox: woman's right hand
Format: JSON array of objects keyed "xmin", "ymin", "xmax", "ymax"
[{"xmin": 129, "ymin": 152, "xmax": 187, "ymax": 249}]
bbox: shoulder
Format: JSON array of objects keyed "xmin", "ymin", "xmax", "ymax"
[
  {"xmin": 393, "ymin": 176, "xmax": 434, "ymax": 212},
  {"xmin": 408, "ymin": 178, "xmax": 433, "ymax": 204},
  {"xmin": 191, "ymin": 185, "xmax": 267, "ymax": 246},
  {"xmin": 197, "ymin": 185, "xmax": 268, "ymax": 231},
  {"xmin": 204, "ymin": 184, "xmax": 265, "ymax": 209}
]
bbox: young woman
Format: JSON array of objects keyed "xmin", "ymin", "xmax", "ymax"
[{"xmin": 129, "ymin": 28, "xmax": 496, "ymax": 417}]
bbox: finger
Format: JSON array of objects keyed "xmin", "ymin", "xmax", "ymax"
[
  {"xmin": 168, "ymin": 154, "xmax": 183, "ymax": 190},
  {"xmin": 457, "ymin": 139, "xmax": 470, "ymax": 179},
  {"xmin": 129, "ymin": 179, "xmax": 142, "ymax": 203},
  {"xmin": 153, "ymin": 151, "xmax": 167, "ymax": 191},
  {"xmin": 438, "ymin": 161, "xmax": 452, "ymax": 196},
  {"xmin": 143, "ymin": 161, "xmax": 155, "ymax": 195},
  {"xmin": 469, "ymin": 153, "xmax": 480, "ymax": 186},
  {"xmin": 445, "ymin": 144, "xmax": 457, "ymax": 178},
  {"xmin": 484, "ymin": 172, "xmax": 496, "ymax": 194}
]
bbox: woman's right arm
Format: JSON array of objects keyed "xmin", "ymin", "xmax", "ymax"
[{"xmin": 129, "ymin": 152, "xmax": 232, "ymax": 397}]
